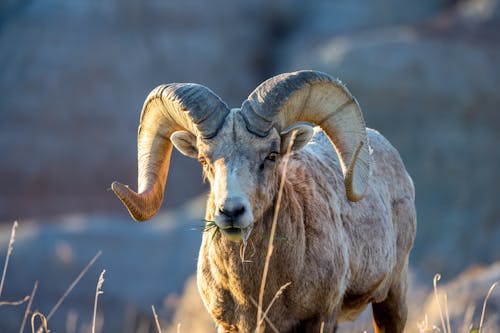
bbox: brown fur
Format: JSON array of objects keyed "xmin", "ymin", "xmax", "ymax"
[{"xmin": 194, "ymin": 111, "xmax": 416, "ymax": 332}]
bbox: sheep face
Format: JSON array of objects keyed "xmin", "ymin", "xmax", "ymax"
[{"xmin": 171, "ymin": 110, "xmax": 313, "ymax": 242}]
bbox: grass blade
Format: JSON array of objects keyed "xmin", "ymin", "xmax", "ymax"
[
  {"xmin": 92, "ymin": 270, "xmax": 106, "ymax": 333},
  {"xmin": 0, "ymin": 295, "xmax": 29, "ymax": 307},
  {"xmin": 31, "ymin": 312, "xmax": 49, "ymax": 333},
  {"xmin": 258, "ymin": 282, "xmax": 291, "ymax": 328},
  {"xmin": 46, "ymin": 250, "xmax": 102, "ymax": 321},
  {"xmin": 0, "ymin": 221, "xmax": 18, "ymax": 298},
  {"xmin": 478, "ymin": 282, "xmax": 498, "ymax": 333},
  {"xmin": 19, "ymin": 281, "xmax": 38, "ymax": 333},
  {"xmin": 152, "ymin": 305, "xmax": 162, "ymax": 333},
  {"xmin": 433, "ymin": 274, "xmax": 447, "ymax": 333},
  {"xmin": 256, "ymin": 131, "xmax": 297, "ymax": 332}
]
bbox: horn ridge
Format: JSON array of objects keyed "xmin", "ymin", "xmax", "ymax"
[
  {"xmin": 241, "ymin": 70, "xmax": 371, "ymax": 202},
  {"xmin": 112, "ymin": 83, "xmax": 229, "ymax": 221}
]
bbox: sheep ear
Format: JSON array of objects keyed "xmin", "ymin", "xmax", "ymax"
[
  {"xmin": 280, "ymin": 123, "xmax": 314, "ymax": 153},
  {"xmin": 170, "ymin": 131, "xmax": 198, "ymax": 158}
]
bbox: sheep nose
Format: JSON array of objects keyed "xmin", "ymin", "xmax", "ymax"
[{"xmin": 219, "ymin": 201, "xmax": 246, "ymax": 220}]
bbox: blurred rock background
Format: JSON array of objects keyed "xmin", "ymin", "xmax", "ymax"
[{"xmin": 0, "ymin": 0, "xmax": 499, "ymax": 332}]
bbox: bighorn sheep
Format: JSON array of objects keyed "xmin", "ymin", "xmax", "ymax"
[{"xmin": 112, "ymin": 70, "xmax": 416, "ymax": 332}]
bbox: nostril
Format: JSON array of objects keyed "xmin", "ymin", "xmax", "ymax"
[
  {"xmin": 234, "ymin": 206, "xmax": 245, "ymax": 216},
  {"xmin": 219, "ymin": 204, "xmax": 245, "ymax": 219}
]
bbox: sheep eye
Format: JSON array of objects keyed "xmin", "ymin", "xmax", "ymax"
[
  {"xmin": 266, "ymin": 152, "xmax": 279, "ymax": 162},
  {"xmin": 259, "ymin": 152, "xmax": 279, "ymax": 172}
]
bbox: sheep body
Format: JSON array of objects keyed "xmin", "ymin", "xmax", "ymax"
[
  {"xmin": 110, "ymin": 71, "xmax": 416, "ymax": 332},
  {"xmin": 197, "ymin": 118, "xmax": 416, "ymax": 332}
]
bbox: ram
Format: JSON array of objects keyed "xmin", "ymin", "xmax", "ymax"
[{"xmin": 112, "ymin": 70, "xmax": 416, "ymax": 333}]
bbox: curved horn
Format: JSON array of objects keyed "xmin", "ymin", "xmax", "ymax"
[
  {"xmin": 241, "ymin": 70, "xmax": 370, "ymax": 201},
  {"xmin": 112, "ymin": 84, "xmax": 230, "ymax": 221}
]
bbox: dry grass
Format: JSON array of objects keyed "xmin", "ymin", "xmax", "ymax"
[
  {"xmin": 31, "ymin": 311, "xmax": 49, "ymax": 333},
  {"xmin": 0, "ymin": 200, "xmax": 500, "ymax": 333},
  {"xmin": 159, "ymin": 260, "xmax": 499, "ymax": 332},
  {"xmin": 0, "ymin": 221, "xmax": 105, "ymax": 333},
  {"xmin": 152, "ymin": 305, "xmax": 163, "ymax": 333},
  {"xmin": 417, "ymin": 273, "xmax": 499, "ymax": 333},
  {"xmin": 478, "ymin": 282, "xmax": 497, "ymax": 333},
  {"xmin": 256, "ymin": 131, "xmax": 297, "ymax": 333},
  {"xmin": 19, "ymin": 281, "xmax": 38, "ymax": 333},
  {"xmin": 0, "ymin": 221, "xmax": 29, "ymax": 307},
  {"xmin": 0, "ymin": 221, "xmax": 17, "ymax": 298},
  {"xmin": 433, "ymin": 274, "xmax": 449, "ymax": 333},
  {"xmin": 29, "ymin": 250, "xmax": 103, "ymax": 333},
  {"xmin": 46, "ymin": 250, "xmax": 102, "ymax": 322},
  {"xmin": 0, "ymin": 221, "xmax": 498, "ymax": 333},
  {"xmin": 92, "ymin": 270, "xmax": 106, "ymax": 333}
]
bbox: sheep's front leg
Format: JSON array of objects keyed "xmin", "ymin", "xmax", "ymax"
[{"xmin": 371, "ymin": 278, "xmax": 408, "ymax": 333}]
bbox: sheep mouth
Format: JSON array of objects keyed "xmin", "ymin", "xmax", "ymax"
[
  {"xmin": 220, "ymin": 227, "xmax": 242, "ymax": 242},
  {"xmin": 220, "ymin": 226, "xmax": 253, "ymax": 243}
]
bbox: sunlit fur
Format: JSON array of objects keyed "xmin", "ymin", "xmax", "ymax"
[
  {"xmin": 192, "ymin": 110, "xmax": 416, "ymax": 332},
  {"xmin": 197, "ymin": 112, "xmax": 281, "ymax": 231}
]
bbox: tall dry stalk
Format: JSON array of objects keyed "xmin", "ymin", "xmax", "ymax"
[
  {"xmin": 152, "ymin": 305, "xmax": 163, "ymax": 333},
  {"xmin": 31, "ymin": 312, "xmax": 49, "ymax": 333},
  {"xmin": 46, "ymin": 250, "xmax": 102, "ymax": 321},
  {"xmin": 0, "ymin": 220, "xmax": 29, "ymax": 308},
  {"xmin": 433, "ymin": 274, "xmax": 448, "ymax": 333},
  {"xmin": 0, "ymin": 296, "xmax": 29, "ymax": 307},
  {"xmin": 0, "ymin": 221, "xmax": 18, "ymax": 298},
  {"xmin": 19, "ymin": 280, "xmax": 38, "ymax": 333},
  {"xmin": 35, "ymin": 251, "xmax": 102, "ymax": 333},
  {"xmin": 257, "ymin": 282, "xmax": 291, "ymax": 329},
  {"xmin": 249, "ymin": 296, "xmax": 279, "ymax": 333},
  {"xmin": 256, "ymin": 131, "xmax": 297, "ymax": 333},
  {"xmin": 92, "ymin": 270, "xmax": 106, "ymax": 333},
  {"xmin": 478, "ymin": 282, "xmax": 498, "ymax": 333}
]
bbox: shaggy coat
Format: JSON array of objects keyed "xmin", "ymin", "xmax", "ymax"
[
  {"xmin": 197, "ymin": 125, "xmax": 416, "ymax": 332},
  {"xmin": 110, "ymin": 71, "xmax": 417, "ymax": 333}
]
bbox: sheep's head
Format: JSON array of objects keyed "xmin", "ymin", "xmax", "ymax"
[
  {"xmin": 169, "ymin": 111, "xmax": 313, "ymax": 242},
  {"xmin": 111, "ymin": 71, "xmax": 371, "ymax": 242}
]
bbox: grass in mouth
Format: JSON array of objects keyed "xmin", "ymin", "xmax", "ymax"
[
  {"xmin": 201, "ymin": 220, "xmax": 220, "ymax": 241},
  {"xmin": 201, "ymin": 220, "xmax": 288, "ymax": 243}
]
